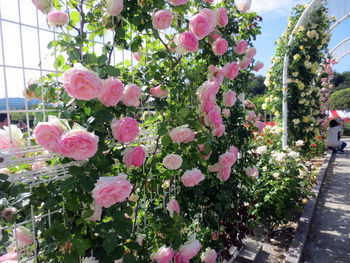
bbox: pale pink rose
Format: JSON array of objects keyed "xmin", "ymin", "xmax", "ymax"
[
  {"xmin": 239, "ymin": 56, "xmax": 252, "ymax": 70},
  {"xmin": 236, "ymin": 0, "xmax": 252, "ymax": 13},
  {"xmin": 189, "ymin": 14, "xmax": 211, "ymax": 40},
  {"xmin": 167, "ymin": 0, "xmax": 189, "ymax": 6},
  {"xmin": 151, "ymin": 246, "xmax": 174, "ymax": 263},
  {"xmin": 174, "ymin": 252, "xmax": 189, "ymax": 263},
  {"xmin": 212, "ymin": 38, "xmax": 228, "ymax": 56},
  {"xmin": 224, "ymin": 62, "xmax": 239, "ymax": 80},
  {"xmin": 169, "ymin": 125, "xmax": 195, "ymax": 144},
  {"xmin": 58, "ymin": 129, "xmax": 99, "ymax": 160},
  {"xmin": 31, "ymin": 0, "xmax": 50, "ymax": 12},
  {"xmin": 179, "ymin": 235, "xmax": 202, "ymax": 260},
  {"xmin": 166, "ymin": 199, "xmax": 180, "ymax": 218},
  {"xmin": 219, "ymin": 152, "xmax": 237, "ymax": 168},
  {"xmin": 208, "ymin": 110, "xmax": 222, "ymax": 128},
  {"xmin": 223, "ymin": 108, "xmax": 231, "ymax": 117},
  {"xmin": 88, "ymin": 202, "xmax": 102, "ymax": 221},
  {"xmin": 181, "ymin": 168, "xmax": 205, "ymax": 187},
  {"xmin": 200, "ymin": 8, "xmax": 217, "ymax": 32},
  {"xmin": 179, "ymin": 31, "xmax": 199, "ymax": 52},
  {"xmin": 34, "ymin": 123, "xmax": 62, "ymax": 153},
  {"xmin": 47, "ymin": 9, "xmax": 69, "ymax": 27},
  {"xmin": 213, "ymin": 125, "xmax": 225, "ymax": 137},
  {"xmin": 246, "ymin": 111, "xmax": 256, "ymax": 121},
  {"xmin": 209, "ymin": 31, "xmax": 222, "ymax": 43},
  {"xmin": 0, "ymin": 251, "xmax": 17, "ymax": 262},
  {"xmin": 218, "ymin": 167, "xmax": 231, "ymax": 181},
  {"xmin": 63, "ymin": 66, "xmax": 103, "ymax": 101},
  {"xmin": 245, "ymin": 166, "xmax": 259, "ymax": 178},
  {"xmin": 229, "ymin": 146, "xmax": 239, "ymax": 156},
  {"xmin": 223, "ymin": 90, "xmax": 237, "ymax": 107},
  {"xmin": 199, "ymin": 144, "xmax": 212, "ymax": 160},
  {"xmin": 203, "ymin": 100, "xmax": 216, "ymax": 114},
  {"xmin": 163, "ymin": 154, "xmax": 183, "ymax": 170},
  {"xmin": 255, "ymin": 121, "xmax": 264, "ymax": 133},
  {"xmin": 137, "ymin": 233, "xmax": 145, "ymax": 246},
  {"xmin": 133, "ymin": 51, "xmax": 142, "ymax": 61},
  {"xmin": 0, "ymin": 126, "xmax": 25, "ymax": 151},
  {"xmin": 111, "ymin": 117, "xmax": 139, "ymax": 143},
  {"xmin": 152, "ymin": 10, "xmax": 173, "ymax": 30},
  {"xmin": 234, "ymin": 39, "xmax": 248, "ymax": 55},
  {"xmin": 122, "ymin": 146, "xmax": 145, "ymax": 168},
  {"xmin": 32, "ymin": 161, "xmax": 46, "ymax": 171},
  {"xmin": 98, "ymin": 77, "xmax": 124, "ymax": 107},
  {"xmin": 253, "ymin": 61, "xmax": 264, "ymax": 72},
  {"xmin": 204, "ymin": 81, "xmax": 220, "ymax": 101},
  {"xmin": 210, "ymin": 67, "xmax": 226, "ymax": 84},
  {"xmin": 217, "ymin": 7, "xmax": 228, "ymax": 28},
  {"xmin": 122, "ymin": 84, "xmax": 141, "ymax": 106},
  {"xmin": 150, "ymin": 85, "xmax": 169, "ymax": 99},
  {"xmin": 208, "ymin": 163, "xmax": 220, "ymax": 173},
  {"xmin": 15, "ymin": 226, "xmax": 33, "ymax": 247},
  {"xmin": 106, "ymin": 0, "xmax": 123, "ymax": 16},
  {"xmin": 200, "ymin": 248, "xmax": 217, "ymax": 263},
  {"xmin": 246, "ymin": 47, "xmax": 256, "ymax": 59},
  {"xmin": 208, "ymin": 65, "xmax": 217, "ymax": 72},
  {"xmin": 92, "ymin": 174, "xmax": 132, "ymax": 208}
]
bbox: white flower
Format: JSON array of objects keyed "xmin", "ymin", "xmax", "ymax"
[
  {"xmin": 296, "ymin": 140, "xmax": 304, "ymax": 146},
  {"xmin": 273, "ymin": 172, "xmax": 279, "ymax": 179},
  {"xmin": 256, "ymin": 146, "xmax": 267, "ymax": 155},
  {"xmin": 288, "ymin": 151, "xmax": 299, "ymax": 159},
  {"xmin": 293, "ymin": 119, "xmax": 300, "ymax": 125}
]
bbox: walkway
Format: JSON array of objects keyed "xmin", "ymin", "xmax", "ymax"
[{"xmin": 302, "ymin": 138, "xmax": 350, "ymax": 263}]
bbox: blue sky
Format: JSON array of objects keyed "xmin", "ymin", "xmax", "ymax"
[{"xmin": 251, "ymin": 0, "xmax": 350, "ymax": 76}]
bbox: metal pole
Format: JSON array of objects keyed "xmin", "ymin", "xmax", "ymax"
[{"xmin": 329, "ymin": 13, "xmax": 350, "ymax": 32}]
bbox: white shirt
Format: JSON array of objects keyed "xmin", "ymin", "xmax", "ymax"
[{"xmin": 327, "ymin": 126, "xmax": 343, "ymax": 147}]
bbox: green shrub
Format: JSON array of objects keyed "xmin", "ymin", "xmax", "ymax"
[
  {"xmin": 343, "ymin": 121, "xmax": 350, "ymax": 136},
  {"xmin": 329, "ymin": 88, "xmax": 350, "ymax": 110}
]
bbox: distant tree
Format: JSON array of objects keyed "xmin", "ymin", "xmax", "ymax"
[
  {"xmin": 246, "ymin": 75, "xmax": 267, "ymax": 98},
  {"xmin": 331, "ymin": 71, "xmax": 350, "ymax": 93},
  {"xmin": 329, "ymin": 88, "xmax": 350, "ymax": 110}
]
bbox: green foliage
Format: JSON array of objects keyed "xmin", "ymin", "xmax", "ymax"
[{"xmin": 329, "ymin": 88, "xmax": 350, "ymax": 110}]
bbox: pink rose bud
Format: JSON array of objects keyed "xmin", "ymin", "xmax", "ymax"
[
  {"xmin": 245, "ymin": 166, "xmax": 259, "ymax": 178},
  {"xmin": 234, "ymin": 39, "xmax": 248, "ymax": 55},
  {"xmin": 189, "ymin": 14, "xmax": 211, "ymax": 40},
  {"xmin": 150, "ymin": 85, "xmax": 169, "ymax": 99},
  {"xmin": 253, "ymin": 61, "xmax": 264, "ymax": 72},
  {"xmin": 98, "ymin": 77, "xmax": 124, "ymax": 107},
  {"xmin": 15, "ymin": 226, "xmax": 33, "ymax": 247},
  {"xmin": 178, "ymin": 235, "xmax": 202, "ymax": 260},
  {"xmin": 63, "ymin": 65, "xmax": 103, "ymax": 101},
  {"xmin": 199, "ymin": 144, "xmax": 212, "ymax": 160},
  {"xmin": 246, "ymin": 47, "xmax": 257, "ymax": 59},
  {"xmin": 163, "ymin": 154, "xmax": 183, "ymax": 170},
  {"xmin": 217, "ymin": 7, "xmax": 228, "ymax": 28},
  {"xmin": 200, "ymin": 8, "xmax": 217, "ymax": 32},
  {"xmin": 122, "ymin": 146, "xmax": 145, "ymax": 168},
  {"xmin": 213, "ymin": 124, "xmax": 225, "ymax": 137},
  {"xmin": 223, "ymin": 108, "xmax": 231, "ymax": 117},
  {"xmin": 47, "ymin": 9, "xmax": 69, "ymax": 27},
  {"xmin": 255, "ymin": 121, "xmax": 264, "ymax": 133},
  {"xmin": 111, "ymin": 117, "xmax": 140, "ymax": 144},
  {"xmin": 212, "ymin": 38, "xmax": 228, "ymax": 56},
  {"xmin": 200, "ymin": 248, "xmax": 217, "ymax": 263},
  {"xmin": 169, "ymin": 125, "xmax": 195, "ymax": 144},
  {"xmin": 92, "ymin": 174, "xmax": 132, "ymax": 208},
  {"xmin": 181, "ymin": 168, "xmax": 205, "ymax": 187},
  {"xmin": 166, "ymin": 199, "xmax": 180, "ymax": 218},
  {"xmin": 236, "ymin": 0, "xmax": 252, "ymax": 13},
  {"xmin": 239, "ymin": 56, "xmax": 252, "ymax": 70},
  {"xmin": 106, "ymin": 0, "xmax": 123, "ymax": 16},
  {"xmin": 224, "ymin": 62, "xmax": 240, "ymax": 80},
  {"xmin": 151, "ymin": 246, "xmax": 174, "ymax": 263},
  {"xmin": 152, "ymin": 9, "xmax": 173, "ymax": 30},
  {"xmin": 58, "ymin": 129, "xmax": 99, "ymax": 160},
  {"xmin": 223, "ymin": 90, "xmax": 237, "ymax": 107},
  {"xmin": 122, "ymin": 84, "xmax": 141, "ymax": 106},
  {"xmin": 34, "ymin": 123, "xmax": 62, "ymax": 153},
  {"xmin": 209, "ymin": 30, "xmax": 222, "ymax": 43},
  {"xmin": 31, "ymin": 0, "xmax": 50, "ymax": 13},
  {"xmin": 167, "ymin": 0, "xmax": 189, "ymax": 6}
]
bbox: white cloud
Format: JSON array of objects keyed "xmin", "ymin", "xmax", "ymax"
[{"xmin": 250, "ymin": 0, "xmax": 309, "ymax": 17}]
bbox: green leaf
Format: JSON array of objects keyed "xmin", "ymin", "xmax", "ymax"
[
  {"xmin": 69, "ymin": 166, "xmax": 84, "ymax": 177},
  {"xmin": 98, "ymin": 55, "xmax": 108, "ymax": 65},
  {"xmin": 161, "ymin": 134, "xmax": 172, "ymax": 147},
  {"xmin": 69, "ymin": 48, "xmax": 80, "ymax": 61},
  {"xmin": 72, "ymin": 238, "xmax": 91, "ymax": 255},
  {"xmin": 178, "ymin": 108, "xmax": 189, "ymax": 118},
  {"xmin": 70, "ymin": 11, "xmax": 80, "ymax": 24},
  {"xmin": 124, "ymin": 254, "xmax": 137, "ymax": 263},
  {"xmin": 105, "ymin": 66, "xmax": 120, "ymax": 77},
  {"xmin": 103, "ymin": 233, "xmax": 119, "ymax": 254},
  {"xmin": 0, "ymin": 173, "xmax": 8, "ymax": 181},
  {"xmin": 83, "ymin": 53, "xmax": 98, "ymax": 64},
  {"xmin": 60, "ymin": 177, "xmax": 77, "ymax": 192},
  {"xmin": 54, "ymin": 55, "xmax": 65, "ymax": 68},
  {"xmin": 96, "ymin": 110, "xmax": 114, "ymax": 121},
  {"xmin": 204, "ymin": 144, "xmax": 212, "ymax": 155}
]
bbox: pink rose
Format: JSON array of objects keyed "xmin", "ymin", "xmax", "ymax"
[
  {"xmin": 199, "ymin": 144, "xmax": 211, "ymax": 160},
  {"xmin": 166, "ymin": 199, "xmax": 180, "ymax": 218},
  {"xmin": 163, "ymin": 154, "xmax": 183, "ymax": 170},
  {"xmin": 246, "ymin": 47, "xmax": 256, "ymax": 59},
  {"xmin": 150, "ymin": 85, "xmax": 169, "ymax": 99},
  {"xmin": 255, "ymin": 121, "xmax": 265, "ymax": 133},
  {"xmin": 181, "ymin": 168, "xmax": 205, "ymax": 187},
  {"xmin": 151, "ymin": 246, "xmax": 174, "ymax": 263},
  {"xmin": 32, "ymin": 161, "xmax": 46, "ymax": 171},
  {"xmin": 236, "ymin": 0, "xmax": 252, "ymax": 13},
  {"xmin": 111, "ymin": 117, "xmax": 139, "ymax": 143},
  {"xmin": 253, "ymin": 61, "xmax": 264, "ymax": 72},
  {"xmin": 213, "ymin": 125, "xmax": 225, "ymax": 137},
  {"xmin": 223, "ymin": 108, "xmax": 231, "ymax": 117},
  {"xmin": 15, "ymin": 226, "xmax": 33, "ymax": 247},
  {"xmin": 88, "ymin": 202, "xmax": 102, "ymax": 221},
  {"xmin": 0, "ymin": 126, "xmax": 24, "ymax": 152},
  {"xmin": 63, "ymin": 66, "xmax": 103, "ymax": 101},
  {"xmin": 234, "ymin": 39, "xmax": 248, "ymax": 55},
  {"xmin": 0, "ymin": 251, "xmax": 17, "ymax": 262},
  {"xmin": 229, "ymin": 145, "xmax": 239, "ymax": 156},
  {"xmin": 174, "ymin": 252, "xmax": 189, "ymax": 263},
  {"xmin": 209, "ymin": 31, "xmax": 222, "ymax": 43},
  {"xmin": 34, "ymin": 123, "xmax": 62, "ymax": 153},
  {"xmin": 219, "ymin": 152, "xmax": 237, "ymax": 168},
  {"xmin": 152, "ymin": 10, "xmax": 173, "ymax": 30},
  {"xmin": 92, "ymin": 174, "xmax": 132, "ymax": 208},
  {"xmin": 204, "ymin": 0, "xmax": 214, "ymax": 3},
  {"xmin": 177, "ymin": 31, "xmax": 199, "ymax": 52},
  {"xmin": 98, "ymin": 77, "xmax": 124, "ymax": 107},
  {"xmin": 189, "ymin": 14, "xmax": 210, "ymax": 40},
  {"xmin": 133, "ymin": 51, "xmax": 142, "ymax": 61},
  {"xmin": 179, "ymin": 235, "xmax": 202, "ymax": 260},
  {"xmin": 122, "ymin": 146, "xmax": 145, "ymax": 168},
  {"xmin": 122, "ymin": 84, "xmax": 141, "ymax": 106},
  {"xmin": 239, "ymin": 56, "xmax": 252, "ymax": 70},
  {"xmin": 169, "ymin": 125, "xmax": 195, "ymax": 144},
  {"xmin": 208, "ymin": 110, "xmax": 222, "ymax": 128},
  {"xmin": 106, "ymin": 0, "xmax": 123, "ymax": 16},
  {"xmin": 217, "ymin": 7, "xmax": 228, "ymax": 28},
  {"xmin": 31, "ymin": 0, "xmax": 50, "ymax": 12},
  {"xmin": 212, "ymin": 38, "xmax": 228, "ymax": 56},
  {"xmin": 200, "ymin": 248, "xmax": 217, "ymax": 263},
  {"xmin": 224, "ymin": 62, "xmax": 239, "ymax": 80},
  {"xmin": 203, "ymin": 100, "xmax": 216, "ymax": 114},
  {"xmin": 58, "ymin": 129, "xmax": 99, "ymax": 160},
  {"xmin": 246, "ymin": 111, "xmax": 256, "ymax": 121},
  {"xmin": 223, "ymin": 90, "xmax": 237, "ymax": 107},
  {"xmin": 167, "ymin": 0, "xmax": 189, "ymax": 6},
  {"xmin": 245, "ymin": 166, "xmax": 259, "ymax": 178},
  {"xmin": 200, "ymin": 8, "xmax": 217, "ymax": 32},
  {"xmin": 218, "ymin": 167, "xmax": 231, "ymax": 181},
  {"xmin": 47, "ymin": 9, "xmax": 69, "ymax": 27}
]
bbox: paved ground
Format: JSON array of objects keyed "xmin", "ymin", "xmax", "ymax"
[{"xmin": 302, "ymin": 138, "xmax": 350, "ymax": 263}]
